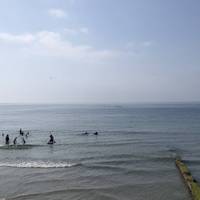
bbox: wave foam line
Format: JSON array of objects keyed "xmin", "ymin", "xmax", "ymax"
[{"xmin": 0, "ymin": 161, "xmax": 79, "ymax": 168}]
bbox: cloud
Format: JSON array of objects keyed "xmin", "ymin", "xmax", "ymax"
[
  {"xmin": 80, "ymin": 27, "xmax": 89, "ymax": 34},
  {"xmin": 125, "ymin": 40, "xmax": 155, "ymax": 56},
  {"xmin": 32, "ymin": 31, "xmax": 114, "ymax": 62},
  {"xmin": 0, "ymin": 31, "xmax": 153, "ymax": 66},
  {"xmin": 141, "ymin": 41, "xmax": 154, "ymax": 47},
  {"xmin": 64, "ymin": 27, "xmax": 89, "ymax": 35},
  {"xmin": 127, "ymin": 41, "xmax": 154, "ymax": 49},
  {"xmin": 0, "ymin": 33, "xmax": 35, "ymax": 44},
  {"xmin": 64, "ymin": 28, "xmax": 79, "ymax": 35},
  {"xmin": 0, "ymin": 30, "xmax": 154, "ymax": 69},
  {"xmin": 0, "ymin": 31, "xmax": 117, "ymax": 63},
  {"xmin": 48, "ymin": 9, "xmax": 67, "ymax": 19}
]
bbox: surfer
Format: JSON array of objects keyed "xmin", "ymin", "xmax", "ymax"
[
  {"xmin": 48, "ymin": 134, "xmax": 56, "ymax": 144},
  {"xmin": 5, "ymin": 134, "xmax": 10, "ymax": 145}
]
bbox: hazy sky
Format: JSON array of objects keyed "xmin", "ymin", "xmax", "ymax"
[{"xmin": 0, "ymin": 0, "xmax": 200, "ymax": 103}]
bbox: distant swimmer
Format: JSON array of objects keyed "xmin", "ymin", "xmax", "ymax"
[
  {"xmin": 47, "ymin": 134, "xmax": 56, "ymax": 144},
  {"xmin": 94, "ymin": 132, "xmax": 98, "ymax": 135},
  {"xmin": 5, "ymin": 134, "xmax": 10, "ymax": 145},
  {"xmin": 83, "ymin": 131, "xmax": 89, "ymax": 135},
  {"xmin": 13, "ymin": 137, "xmax": 18, "ymax": 145}
]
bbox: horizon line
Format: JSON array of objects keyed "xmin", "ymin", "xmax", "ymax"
[{"xmin": 0, "ymin": 101, "xmax": 200, "ymax": 105}]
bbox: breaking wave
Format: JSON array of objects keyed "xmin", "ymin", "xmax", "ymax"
[{"xmin": 0, "ymin": 160, "xmax": 79, "ymax": 168}]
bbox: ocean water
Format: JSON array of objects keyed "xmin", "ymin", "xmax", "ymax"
[{"xmin": 0, "ymin": 103, "xmax": 200, "ymax": 200}]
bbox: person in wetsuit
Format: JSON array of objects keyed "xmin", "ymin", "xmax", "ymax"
[
  {"xmin": 19, "ymin": 128, "xmax": 24, "ymax": 136},
  {"xmin": 48, "ymin": 134, "xmax": 56, "ymax": 144},
  {"xmin": 5, "ymin": 134, "xmax": 10, "ymax": 145},
  {"xmin": 13, "ymin": 137, "xmax": 18, "ymax": 145}
]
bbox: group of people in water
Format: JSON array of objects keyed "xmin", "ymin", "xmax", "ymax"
[
  {"xmin": 83, "ymin": 131, "xmax": 98, "ymax": 135},
  {"xmin": 3, "ymin": 128, "xmax": 29, "ymax": 145},
  {"xmin": 3, "ymin": 129, "xmax": 56, "ymax": 145},
  {"xmin": 2, "ymin": 129, "xmax": 98, "ymax": 146}
]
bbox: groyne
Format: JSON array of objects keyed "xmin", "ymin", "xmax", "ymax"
[{"xmin": 176, "ymin": 159, "xmax": 200, "ymax": 200}]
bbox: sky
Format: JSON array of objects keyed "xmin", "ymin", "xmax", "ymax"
[{"xmin": 0, "ymin": 0, "xmax": 200, "ymax": 103}]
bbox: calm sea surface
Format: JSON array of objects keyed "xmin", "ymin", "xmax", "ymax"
[{"xmin": 0, "ymin": 103, "xmax": 200, "ymax": 200}]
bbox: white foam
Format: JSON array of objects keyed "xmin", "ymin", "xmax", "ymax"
[{"xmin": 0, "ymin": 160, "xmax": 78, "ymax": 168}]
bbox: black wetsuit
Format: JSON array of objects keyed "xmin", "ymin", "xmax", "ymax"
[
  {"xmin": 48, "ymin": 135, "xmax": 55, "ymax": 144},
  {"xmin": 20, "ymin": 129, "xmax": 24, "ymax": 136},
  {"xmin": 5, "ymin": 135, "xmax": 9, "ymax": 145},
  {"xmin": 13, "ymin": 137, "xmax": 17, "ymax": 145}
]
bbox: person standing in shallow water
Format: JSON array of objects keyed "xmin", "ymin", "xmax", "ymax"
[
  {"xmin": 5, "ymin": 134, "xmax": 9, "ymax": 145},
  {"xmin": 13, "ymin": 137, "xmax": 17, "ymax": 145},
  {"xmin": 19, "ymin": 128, "xmax": 24, "ymax": 136}
]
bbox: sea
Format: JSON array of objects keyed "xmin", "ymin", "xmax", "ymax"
[{"xmin": 0, "ymin": 103, "xmax": 200, "ymax": 200}]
